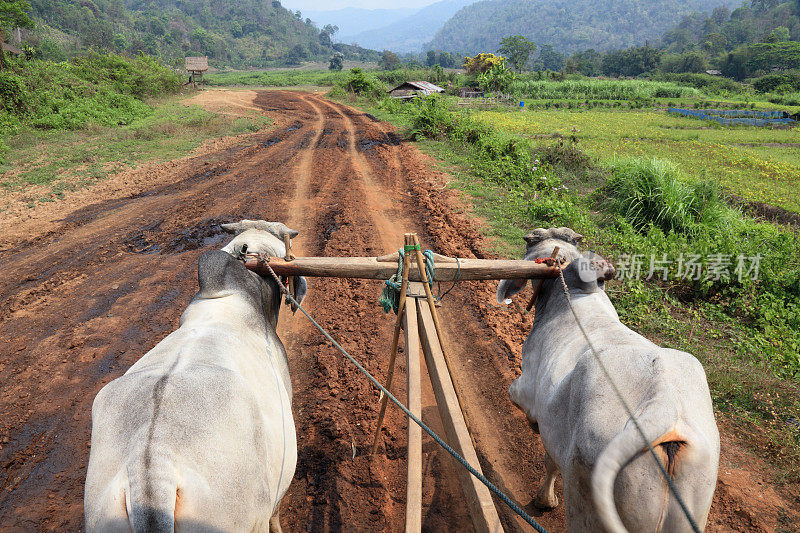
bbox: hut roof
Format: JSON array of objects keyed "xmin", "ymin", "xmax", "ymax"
[
  {"xmin": 185, "ymin": 56, "xmax": 209, "ymax": 72},
  {"xmin": 388, "ymin": 81, "xmax": 444, "ymax": 95}
]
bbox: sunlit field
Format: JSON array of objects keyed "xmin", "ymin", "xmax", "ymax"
[{"xmin": 476, "ymin": 108, "xmax": 800, "ymax": 212}]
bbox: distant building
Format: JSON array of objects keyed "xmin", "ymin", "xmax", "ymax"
[
  {"xmin": 389, "ymin": 81, "xmax": 445, "ymax": 99},
  {"xmin": 185, "ymin": 56, "xmax": 209, "ymax": 88},
  {"xmin": 705, "ymin": 70, "xmax": 722, "ymax": 76}
]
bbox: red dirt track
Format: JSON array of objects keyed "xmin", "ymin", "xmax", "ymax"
[{"xmin": 0, "ymin": 90, "xmax": 797, "ymax": 532}]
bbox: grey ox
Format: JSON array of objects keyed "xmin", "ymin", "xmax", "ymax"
[
  {"xmin": 85, "ymin": 220, "xmax": 307, "ymax": 533},
  {"xmin": 497, "ymin": 228, "xmax": 719, "ymax": 532}
]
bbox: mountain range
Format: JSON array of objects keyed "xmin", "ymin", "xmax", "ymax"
[
  {"xmin": 301, "ymin": 7, "xmax": 417, "ymax": 37},
  {"xmin": 332, "ymin": 0, "xmax": 474, "ymax": 52}
]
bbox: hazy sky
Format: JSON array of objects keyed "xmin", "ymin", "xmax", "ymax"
[{"xmin": 281, "ymin": 0, "xmax": 435, "ymax": 10}]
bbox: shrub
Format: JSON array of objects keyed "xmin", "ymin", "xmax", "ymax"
[
  {"xmin": 0, "ymin": 72, "xmax": 27, "ymax": 114},
  {"xmin": 752, "ymin": 71, "xmax": 800, "ymax": 93},
  {"xmin": 340, "ymin": 68, "xmax": 385, "ymax": 98}
]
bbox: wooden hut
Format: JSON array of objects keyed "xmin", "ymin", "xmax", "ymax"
[
  {"xmin": 185, "ymin": 56, "xmax": 209, "ymax": 89},
  {"xmin": 388, "ymin": 81, "xmax": 444, "ymax": 100}
]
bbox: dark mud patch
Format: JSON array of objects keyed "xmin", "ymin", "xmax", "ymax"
[
  {"xmin": 162, "ymin": 218, "xmax": 235, "ymax": 254},
  {"xmin": 123, "ymin": 220, "xmax": 164, "ymax": 254},
  {"xmin": 727, "ymin": 194, "xmax": 800, "ymax": 229},
  {"xmin": 358, "ymin": 133, "xmax": 402, "ymax": 152}
]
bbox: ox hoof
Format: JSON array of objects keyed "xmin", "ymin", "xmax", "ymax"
[{"xmin": 533, "ymin": 492, "xmax": 558, "ymax": 510}]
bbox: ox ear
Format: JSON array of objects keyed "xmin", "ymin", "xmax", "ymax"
[
  {"xmin": 266, "ymin": 222, "xmax": 299, "ymax": 240},
  {"xmin": 496, "ymin": 278, "xmax": 527, "ymax": 304},
  {"xmin": 571, "ymin": 254, "xmax": 616, "ymax": 290},
  {"xmin": 293, "ymin": 276, "xmax": 307, "ymax": 308}
]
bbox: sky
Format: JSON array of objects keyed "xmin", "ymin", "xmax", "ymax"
[{"xmin": 281, "ymin": 0, "xmax": 435, "ymax": 10}]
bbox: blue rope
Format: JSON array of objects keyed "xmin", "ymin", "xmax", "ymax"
[
  {"xmin": 264, "ymin": 264, "xmax": 549, "ymax": 533},
  {"xmin": 378, "ymin": 248, "xmax": 436, "ymax": 314}
]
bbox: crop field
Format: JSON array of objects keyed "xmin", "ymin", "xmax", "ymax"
[{"xmin": 475, "ymin": 108, "xmax": 800, "ymax": 212}]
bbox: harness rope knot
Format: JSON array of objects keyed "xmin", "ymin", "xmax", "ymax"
[{"xmin": 378, "ymin": 248, "xmax": 440, "ymax": 314}]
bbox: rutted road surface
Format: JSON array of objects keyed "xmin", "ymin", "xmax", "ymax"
[{"xmin": 0, "ymin": 90, "xmax": 796, "ymax": 531}]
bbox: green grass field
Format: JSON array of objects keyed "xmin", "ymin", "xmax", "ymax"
[
  {"xmin": 475, "ymin": 108, "xmax": 800, "ymax": 212},
  {"xmin": 0, "ymin": 94, "xmax": 272, "ymax": 205}
]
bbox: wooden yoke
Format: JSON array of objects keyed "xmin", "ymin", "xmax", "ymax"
[{"xmin": 244, "ymin": 256, "xmax": 562, "ymax": 281}]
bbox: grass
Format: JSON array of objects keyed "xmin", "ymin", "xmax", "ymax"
[
  {"xmin": 475, "ymin": 108, "xmax": 800, "ymax": 213},
  {"xmin": 0, "ymin": 93, "xmax": 272, "ymax": 201}
]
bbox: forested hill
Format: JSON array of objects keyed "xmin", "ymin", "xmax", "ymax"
[
  {"xmin": 426, "ymin": 0, "xmax": 730, "ymax": 55},
  {"xmin": 23, "ymin": 0, "xmax": 372, "ymax": 67},
  {"xmin": 662, "ymin": 0, "xmax": 800, "ymax": 53}
]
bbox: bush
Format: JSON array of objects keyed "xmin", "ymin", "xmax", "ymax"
[
  {"xmin": 1, "ymin": 52, "xmax": 179, "ymax": 130},
  {"xmin": 0, "ymin": 72, "xmax": 28, "ymax": 114},
  {"xmin": 752, "ymin": 71, "xmax": 800, "ymax": 93},
  {"xmin": 340, "ymin": 68, "xmax": 385, "ymax": 98}
]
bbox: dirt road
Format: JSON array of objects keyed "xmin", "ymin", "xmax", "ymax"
[{"xmin": 0, "ymin": 90, "xmax": 797, "ymax": 531}]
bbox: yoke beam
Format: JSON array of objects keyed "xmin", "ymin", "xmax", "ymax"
[{"xmin": 244, "ymin": 256, "xmax": 560, "ymax": 281}]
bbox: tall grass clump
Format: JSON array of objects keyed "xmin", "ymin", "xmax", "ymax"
[{"xmin": 604, "ymin": 158, "xmax": 739, "ymax": 236}]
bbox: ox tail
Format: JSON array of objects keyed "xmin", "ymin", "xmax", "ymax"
[
  {"xmin": 591, "ymin": 418, "xmax": 686, "ymax": 533},
  {"xmin": 124, "ymin": 456, "xmax": 179, "ymax": 533}
]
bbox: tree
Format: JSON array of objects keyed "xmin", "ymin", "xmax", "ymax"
[
  {"xmin": 426, "ymin": 50, "xmax": 437, "ymax": 67},
  {"xmin": 0, "ymin": 0, "xmax": 34, "ymax": 68},
  {"xmin": 329, "ymin": 51, "xmax": 343, "ymax": 71},
  {"xmin": 379, "ymin": 49, "xmax": 400, "ymax": 70},
  {"xmin": 285, "ymin": 44, "xmax": 307, "ymax": 65},
  {"xmin": 323, "ymin": 24, "xmax": 338, "ymax": 37},
  {"xmin": 537, "ymin": 44, "xmax": 564, "ymax": 71},
  {"xmin": 498, "ymin": 35, "xmax": 536, "ymax": 72},
  {"xmin": 463, "ymin": 52, "xmax": 504, "ymax": 74},
  {"xmin": 566, "ymin": 49, "xmax": 602, "ymax": 76},
  {"xmin": 761, "ymin": 26, "xmax": 791, "ymax": 43},
  {"xmin": 438, "ymin": 51, "xmax": 457, "ymax": 68}
]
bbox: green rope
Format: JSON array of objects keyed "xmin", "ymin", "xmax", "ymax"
[{"xmin": 377, "ymin": 248, "xmax": 436, "ymax": 314}]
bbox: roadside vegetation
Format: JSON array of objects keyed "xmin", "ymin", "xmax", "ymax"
[
  {"xmin": 0, "ymin": 52, "xmax": 271, "ymax": 205},
  {"xmin": 345, "ymin": 91, "xmax": 800, "ymax": 481}
]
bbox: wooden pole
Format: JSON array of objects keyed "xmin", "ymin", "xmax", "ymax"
[
  {"xmin": 371, "ymin": 234, "xmax": 414, "ymax": 455},
  {"xmin": 244, "ymin": 256, "xmax": 562, "ymax": 282},
  {"xmin": 404, "ymin": 294, "xmax": 422, "ymax": 532},
  {"xmin": 283, "ymin": 234, "xmax": 297, "ymax": 312},
  {"xmin": 416, "ymin": 298, "xmax": 504, "ymax": 533},
  {"xmin": 525, "ymin": 246, "xmax": 560, "ymax": 313},
  {"xmin": 409, "ymin": 234, "xmax": 469, "ymax": 425}
]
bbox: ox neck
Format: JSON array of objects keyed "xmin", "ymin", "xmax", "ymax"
[
  {"xmin": 183, "ymin": 279, "xmax": 282, "ymax": 334},
  {"xmin": 532, "ymin": 278, "xmax": 597, "ymax": 327}
]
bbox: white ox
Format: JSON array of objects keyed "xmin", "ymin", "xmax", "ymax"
[
  {"xmin": 85, "ymin": 220, "xmax": 307, "ymax": 532},
  {"xmin": 497, "ymin": 228, "xmax": 719, "ymax": 532}
]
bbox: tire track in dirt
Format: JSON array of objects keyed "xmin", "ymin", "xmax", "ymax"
[{"xmin": 312, "ymin": 95, "xmax": 553, "ymax": 532}]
